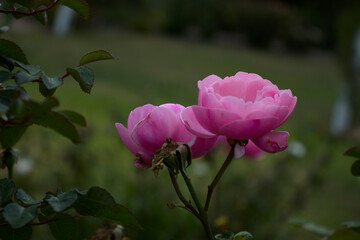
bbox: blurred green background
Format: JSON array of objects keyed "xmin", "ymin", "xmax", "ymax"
[{"xmin": 1, "ymin": 0, "xmax": 360, "ymax": 239}]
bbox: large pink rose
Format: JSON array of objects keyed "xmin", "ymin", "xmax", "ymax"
[
  {"xmin": 116, "ymin": 104, "xmax": 218, "ymax": 169},
  {"xmin": 181, "ymin": 72, "xmax": 296, "ymax": 156}
]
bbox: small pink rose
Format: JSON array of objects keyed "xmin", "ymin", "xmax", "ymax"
[
  {"xmin": 116, "ymin": 104, "xmax": 218, "ymax": 169},
  {"xmin": 181, "ymin": 72, "xmax": 296, "ymax": 153}
]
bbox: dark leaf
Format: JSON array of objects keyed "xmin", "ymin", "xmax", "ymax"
[
  {"xmin": 0, "ymin": 225, "xmax": 32, "ymax": 240},
  {"xmin": 344, "ymin": 147, "xmax": 360, "ymax": 158},
  {"xmin": 13, "ymin": 0, "xmax": 35, "ymax": 8},
  {"xmin": 2, "ymin": 149, "xmax": 19, "ymax": 179},
  {"xmin": 7, "ymin": 98, "xmax": 29, "ymax": 120},
  {"xmin": 351, "ymin": 160, "xmax": 360, "ymax": 176},
  {"xmin": 58, "ymin": 110, "xmax": 86, "ymax": 127},
  {"xmin": 45, "ymin": 189, "xmax": 78, "ymax": 212},
  {"xmin": 0, "ymin": 127, "xmax": 27, "ymax": 149},
  {"xmin": 234, "ymin": 231, "xmax": 254, "ymax": 240},
  {"xmin": 3, "ymin": 203, "xmax": 37, "ymax": 229},
  {"xmin": 39, "ymin": 82, "xmax": 56, "ymax": 97},
  {"xmin": 74, "ymin": 187, "xmax": 142, "ymax": 236},
  {"xmin": 0, "ymin": 56, "xmax": 15, "ymax": 71},
  {"xmin": 67, "ymin": 66, "xmax": 94, "ymax": 93},
  {"xmin": 0, "ymin": 87, "xmax": 21, "ymax": 99},
  {"xmin": 0, "ymin": 178, "xmax": 15, "ymax": 205},
  {"xmin": 327, "ymin": 228, "xmax": 360, "ymax": 240},
  {"xmin": 80, "ymin": 50, "xmax": 115, "ymax": 65},
  {"xmin": 41, "ymin": 97, "xmax": 59, "ymax": 111},
  {"xmin": 34, "ymin": 11, "xmax": 47, "ymax": 25},
  {"xmin": 0, "ymin": 96, "xmax": 11, "ymax": 113},
  {"xmin": 0, "ymin": 71, "xmax": 12, "ymax": 83},
  {"xmin": 47, "ymin": 213, "xmax": 79, "ymax": 240},
  {"xmin": 0, "ymin": 39, "xmax": 29, "ymax": 64},
  {"xmin": 41, "ymin": 72, "xmax": 63, "ymax": 90},
  {"xmin": 15, "ymin": 63, "xmax": 41, "ymax": 76},
  {"xmin": 15, "ymin": 189, "xmax": 41, "ymax": 205},
  {"xmin": 215, "ymin": 232, "xmax": 234, "ymax": 240},
  {"xmin": 32, "ymin": 110, "xmax": 80, "ymax": 143},
  {"xmin": 58, "ymin": 0, "xmax": 90, "ymax": 19}
]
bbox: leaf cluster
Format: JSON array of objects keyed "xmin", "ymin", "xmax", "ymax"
[{"xmin": 0, "ymin": 178, "xmax": 142, "ymax": 240}]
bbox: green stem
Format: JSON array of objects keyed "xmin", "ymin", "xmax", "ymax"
[
  {"xmin": 180, "ymin": 169, "xmax": 215, "ymax": 240},
  {"xmin": 204, "ymin": 144, "xmax": 235, "ymax": 212}
]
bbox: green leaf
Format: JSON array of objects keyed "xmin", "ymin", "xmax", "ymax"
[
  {"xmin": 3, "ymin": 203, "xmax": 37, "ymax": 229},
  {"xmin": 45, "ymin": 189, "xmax": 78, "ymax": 212},
  {"xmin": 41, "ymin": 72, "xmax": 63, "ymax": 90},
  {"xmin": 13, "ymin": 0, "xmax": 35, "ymax": 8},
  {"xmin": 15, "ymin": 189, "xmax": 41, "ymax": 205},
  {"xmin": 41, "ymin": 97, "xmax": 59, "ymax": 111},
  {"xmin": 327, "ymin": 228, "xmax": 360, "ymax": 240},
  {"xmin": 34, "ymin": 11, "xmax": 47, "ymax": 25},
  {"xmin": 2, "ymin": 149, "xmax": 19, "ymax": 179},
  {"xmin": 32, "ymin": 110, "xmax": 80, "ymax": 143},
  {"xmin": 344, "ymin": 147, "xmax": 360, "ymax": 158},
  {"xmin": 0, "ymin": 127, "xmax": 27, "ymax": 149},
  {"xmin": 58, "ymin": 0, "xmax": 90, "ymax": 19},
  {"xmin": 74, "ymin": 187, "xmax": 142, "ymax": 236},
  {"xmin": 234, "ymin": 231, "xmax": 254, "ymax": 240},
  {"xmin": 215, "ymin": 232, "xmax": 234, "ymax": 240},
  {"xmin": 80, "ymin": 50, "xmax": 115, "ymax": 65},
  {"xmin": 351, "ymin": 160, "xmax": 360, "ymax": 176},
  {"xmin": 47, "ymin": 213, "xmax": 78, "ymax": 240},
  {"xmin": 0, "ymin": 178, "xmax": 15, "ymax": 205},
  {"xmin": 0, "ymin": 39, "xmax": 29, "ymax": 64},
  {"xmin": 0, "ymin": 71, "xmax": 12, "ymax": 83},
  {"xmin": 0, "ymin": 97, "xmax": 11, "ymax": 113},
  {"xmin": 58, "ymin": 110, "xmax": 86, "ymax": 127},
  {"xmin": 15, "ymin": 63, "xmax": 41, "ymax": 76},
  {"xmin": 67, "ymin": 66, "xmax": 94, "ymax": 93},
  {"xmin": 39, "ymin": 82, "xmax": 56, "ymax": 97},
  {"xmin": 0, "ymin": 225, "xmax": 32, "ymax": 240},
  {"xmin": 0, "ymin": 56, "xmax": 15, "ymax": 71}
]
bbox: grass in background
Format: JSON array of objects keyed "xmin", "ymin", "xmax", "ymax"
[{"xmin": 1, "ymin": 28, "xmax": 359, "ymax": 240}]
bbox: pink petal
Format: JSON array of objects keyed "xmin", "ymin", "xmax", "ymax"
[
  {"xmin": 244, "ymin": 79, "xmax": 274, "ymax": 102},
  {"xmin": 160, "ymin": 103, "xmax": 194, "ymax": 143},
  {"xmin": 134, "ymin": 150, "xmax": 154, "ymax": 169},
  {"xmin": 244, "ymin": 140, "xmax": 264, "ymax": 160},
  {"xmin": 190, "ymin": 106, "xmax": 242, "ymax": 135},
  {"xmin": 247, "ymin": 105, "xmax": 289, "ymax": 125},
  {"xmin": 252, "ymin": 131, "xmax": 289, "ymax": 153},
  {"xmin": 235, "ymin": 72, "xmax": 262, "ymax": 82},
  {"xmin": 131, "ymin": 107, "xmax": 178, "ymax": 151},
  {"xmin": 181, "ymin": 107, "xmax": 217, "ymax": 138},
  {"xmin": 199, "ymin": 89, "xmax": 223, "ymax": 108},
  {"xmin": 190, "ymin": 136, "xmax": 219, "ymax": 159},
  {"xmin": 115, "ymin": 123, "xmax": 143, "ymax": 155},
  {"xmin": 219, "ymin": 117, "xmax": 279, "ymax": 140},
  {"xmin": 212, "ymin": 77, "xmax": 246, "ymax": 99},
  {"xmin": 128, "ymin": 104, "xmax": 157, "ymax": 131},
  {"xmin": 279, "ymin": 96, "xmax": 297, "ymax": 125},
  {"xmin": 220, "ymin": 96, "xmax": 247, "ymax": 118},
  {"xmin": 198, "ymin": 74, "xmax": 222, "ymax": 89}
]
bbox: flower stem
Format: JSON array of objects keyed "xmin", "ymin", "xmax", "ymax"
[
  {"xmin": 180, "ymin": 169, "xmax": 215, "ymax": 240},
  {"xmin": 204, "ymin": 144, "xmax": 235, "ymax": 212}
]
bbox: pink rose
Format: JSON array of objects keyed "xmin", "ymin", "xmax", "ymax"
[
  {"xmin": 181, "ymin": 72, "xmax": 296, "ymax": 157},
  {"xmin": 116, "ymin": 104, "xmax": 218, "ymax": 169}
]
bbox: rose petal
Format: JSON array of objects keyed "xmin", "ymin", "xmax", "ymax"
[
  {"xmin": 235, "ymin": 72, "xmax": 262, "ymax": 82},
  {"xmin": 279, "ymin": 96, "xmax": 297, "ymax": 125},
  {"xmin": 132, "ymin": 107, "xmax": 178, "ymax": 151},
  {"xmin": 190, "ymin": 136, "xmax": 219, "ymax": 159},
  {"xmin": 198, "ymin": 74, "xmax": 222, "ymax": 89},
  {"xmin": 181, "ymin": 107, "xmax": 217, "ymax": 138},
  {"xmin": 134, "ymin": 151, "xmax": 154, "ymax": 169},
  {"xmin": 160, "ymin": 103, "xmax": 195, "ymax": 143},
  {"xmin": 252, "ymin": 131, "xmax": 289, "ymax": 153},
  {"xmin": 128, "ymin": 104, "xmax": 157, "ymax": 131},
  {"xmin": 212, "ymin": 76, "xmax": 246, "ymax": 99},
  {"xmin": 244, "ymin": 140, "xmax": 264, "ymax": 160},
  {"xmin": 219, "ymin": 117, "xmax": 279, "ymax": 140},
  {"xmin": 115, "ymin": 123, "xmax": 142, "ymax": 155},
  {"xmin": 199, "ymin": 89, "xmax": 223, "ymax": 108},
  {"xmin": 190, "ymin": 106, "xmax": 242, "ymax": 135}
]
